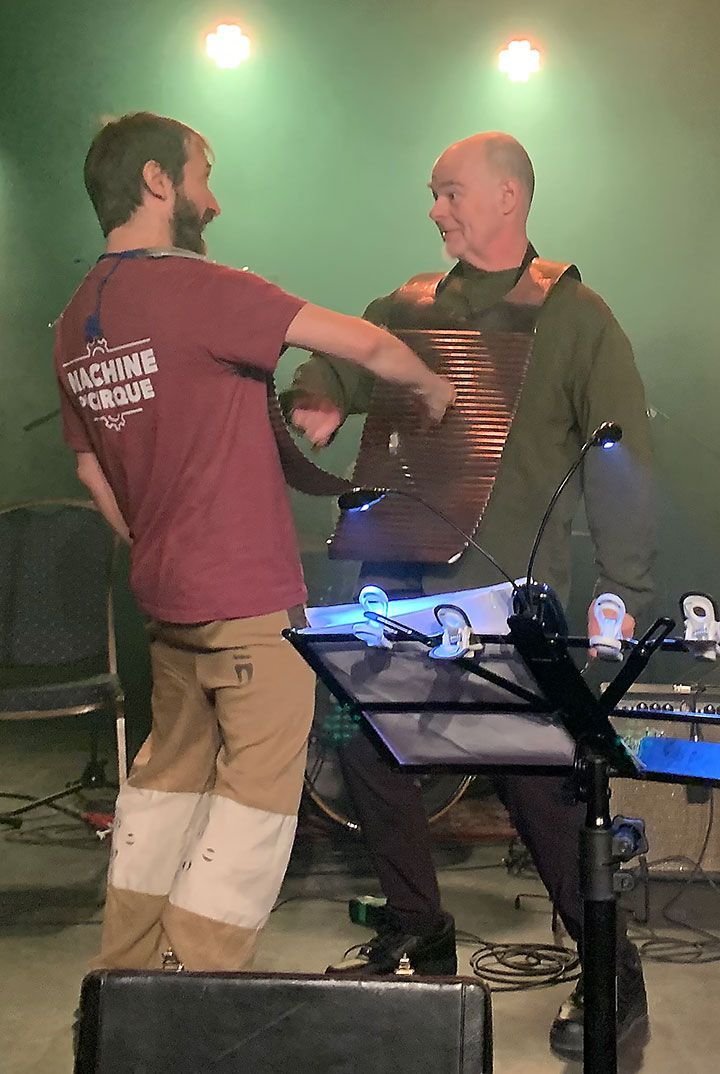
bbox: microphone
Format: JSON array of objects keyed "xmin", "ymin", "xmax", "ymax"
[
  {"xmin": 519, "ymin": 421, "xmax": 623, "ymax": 621},
  {"xmin": 336, "ymin": 486, "xmax": 522, "ymax": 597}
]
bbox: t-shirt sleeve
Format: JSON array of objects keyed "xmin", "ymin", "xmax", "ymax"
[
  {"xmin": 53, "ymin": 329, "xmax": 92, "ymax": 452},
  {"xmin": 189, "ymin": 263, "xmax": 307, "ymax": 373}
]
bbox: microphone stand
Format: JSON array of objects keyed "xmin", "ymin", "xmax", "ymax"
[
  {"xmin": 523, "ymin": 421, "xmax": 622, "ymax": 619},
  {"xmin": 23, "ymin": 408, "xmax": 61, "ymax": 433}
]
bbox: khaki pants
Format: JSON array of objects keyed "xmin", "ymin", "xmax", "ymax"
[{"xmin": 91, "ymin": 609, "xmax": 315, "ymax": 972}]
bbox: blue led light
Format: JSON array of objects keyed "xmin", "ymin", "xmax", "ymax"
[
  {"xmin": 601, "ymin": 440, "xmax": 616, "ymax": 450},
  {"xmin": 345, "ymin": 493, "xmax": 384, "ymax": 512}
]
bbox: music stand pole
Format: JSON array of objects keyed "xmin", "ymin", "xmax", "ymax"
[
  {"xmin": 506, "ymin": 614, "xmax": 672, "ymax": 1073},
  {"xmin": 577, "ymin": 749, "xmax": 618, "ymax": 1074}
]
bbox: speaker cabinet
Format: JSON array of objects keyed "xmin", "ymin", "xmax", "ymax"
[
  {"xmin": 611, "ymin": 684, "xmax": 720, "ymax": 876},
  {"xmin": 75, "ymin": 970, "xmax": 493, "ymax": 1074}
]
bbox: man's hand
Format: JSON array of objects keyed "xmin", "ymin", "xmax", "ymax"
[
  {"xmin": 290, "ymin": 393, "xmax": 343, "ymax": 448},
  {"xmin": 418, "ymin": 373, "xmax": 456, "ymax": 424},
  {"xmin": 587, "ymin": 601, "xmax": 635, "ymax": 659}
]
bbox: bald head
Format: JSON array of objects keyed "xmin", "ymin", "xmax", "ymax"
[
  {"xmin": 428, "ymin": 131, "xmax": 535, "ymax": 270},
  {"xmin": 438, "ymin": 132, "xmax": 535, "ymax": 210}
]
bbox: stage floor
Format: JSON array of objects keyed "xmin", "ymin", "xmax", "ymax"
[{"xmin": 2, "ymin": 715, "xmax": 719, "ymax": 1073}]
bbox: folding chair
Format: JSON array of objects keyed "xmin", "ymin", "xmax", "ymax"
[{"xmin": 0, "ymin": 498, "xmax": 126, "ymax": 829}]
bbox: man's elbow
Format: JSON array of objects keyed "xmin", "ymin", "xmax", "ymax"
[
  {"xmin": 75, "ymin": 452, "xmax": 98, "ymax": 491},
  {"xmin": 353, "ymin": 325, "xmax": 400, "ymax": 371}
]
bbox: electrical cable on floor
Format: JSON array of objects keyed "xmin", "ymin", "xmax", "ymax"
[
  {"xmin": 440, "ymin": 861, "xmax": 507, "ymax": 873},
  {"xmin": 631, "ymin": 794, "xmax": 720, "ymax": 964},
  {"xmin": 436, "ymin": 842, "xmax": 581, "ymax": 992},
  {"xmin": 460, "ymin": 931, "xmax": 580, "ymax": 993}
]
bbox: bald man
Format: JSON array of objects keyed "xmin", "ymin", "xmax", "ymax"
[{"xmin": 284, "ymin": 132, "xmax": 653, "ymax": 1060}]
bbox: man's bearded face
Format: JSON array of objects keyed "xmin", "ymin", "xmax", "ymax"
[{"xmin": 171, "ymin": 191, "xmax": 215, "ymax": 255}]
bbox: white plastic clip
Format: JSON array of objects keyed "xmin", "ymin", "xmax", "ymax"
[
  {"xmin": 681, "ymin": 593, "xmax": 720, "ymax": 661},
  {"xmin": 354, "ymin": 585, "xmax": 393, "ymax": 649},
  {"xmin": 589, "ymin": 593, "xmax": 626, "ymax": 661},
  {"xmin": 429, "ymin": 604, "xmax": 474, "ymax": 660}
]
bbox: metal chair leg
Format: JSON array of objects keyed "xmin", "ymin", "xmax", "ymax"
[{"xmin": 115, "ymin": 695, "xmax": 128, "ymax": 784}]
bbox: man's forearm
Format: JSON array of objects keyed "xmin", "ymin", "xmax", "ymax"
[
  {"xmin": 75, "ymin": 452, "xmax": 132, "ymax": 544},
  {"xmin": 284, "ymin": 293, "xmax": 396, "ymax": 419}
]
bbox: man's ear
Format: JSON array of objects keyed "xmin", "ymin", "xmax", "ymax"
[
  {"xmin": 141, "ymin": 160, "xmax": 174, "ymax": 201},
  {"xmin": 500, "ymin": 176, "xmax": 521, "ymax": 216}
]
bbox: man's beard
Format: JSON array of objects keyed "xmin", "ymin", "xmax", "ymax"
[
  {"xmin": 439, "ymin": 242, "xmax": 457, "ymax": 266},
  {"xmin": 171, "ymin": 193, "xmax": 213, "ymax": 255}
]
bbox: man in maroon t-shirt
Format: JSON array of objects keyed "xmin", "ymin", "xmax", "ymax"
[{"xmin": 54, "ymin": 111, "xmax": 454, "ymax": 973}]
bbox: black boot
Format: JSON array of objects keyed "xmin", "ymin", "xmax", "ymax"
[
  {"xmin": 326, "ymin": 913, "xmax": 457, "ymax": 977},
  {"xmin": 549, "ymin": 942, "xmax": 648, "ymax": 1061}
]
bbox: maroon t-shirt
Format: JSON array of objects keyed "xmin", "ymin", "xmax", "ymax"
[{"xmin": 54, "ymin": 252, "xmax": 307, "ymax": 623}]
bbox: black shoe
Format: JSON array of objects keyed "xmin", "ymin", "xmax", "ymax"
[
  {"xmin": 326, "ymin": 913, "xmax": 457, "ymax": 977},
  {"xmin": 549, "ymin": 945, "xmax": 648, "ymax": 1061}
]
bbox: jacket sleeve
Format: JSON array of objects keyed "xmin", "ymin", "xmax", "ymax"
[
  {"xmin": 279, "ymin": 296, "xmax": 391, "ymax": 422},
  {"xmin": 575, "ymin": 312, "xmax": 656, "ymax": 625}
]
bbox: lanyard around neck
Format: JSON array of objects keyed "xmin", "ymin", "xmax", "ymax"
[{"xmin": 85, "ymin": 247, "xmax": 207, "ymax": 342}]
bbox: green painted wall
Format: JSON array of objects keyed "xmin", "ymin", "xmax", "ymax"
[{"xmin": 1, "ymin": 0, "xmax": 719, "ymax": 729}]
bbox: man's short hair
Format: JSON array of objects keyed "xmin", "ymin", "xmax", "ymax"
[
  {"xmin": 484, "ymin": 133, "xmax": 536, "ymax": 208},
  {"xmin": 83, "ymin": 112, "xmax": 210, "ymax": 236}
]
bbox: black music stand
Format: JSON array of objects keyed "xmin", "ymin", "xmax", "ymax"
[{"xmin": 285, "ymin": 607, "xmax": 720, "ymax": 1074}]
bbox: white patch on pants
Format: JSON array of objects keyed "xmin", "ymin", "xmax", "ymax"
[
  {"xmin": 109, "ymin": 784, "xmax": 209, "ymax": 897},
  {"xmin": 169, "ymin": 794, "xmax": 297, "ymax": 930}
]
